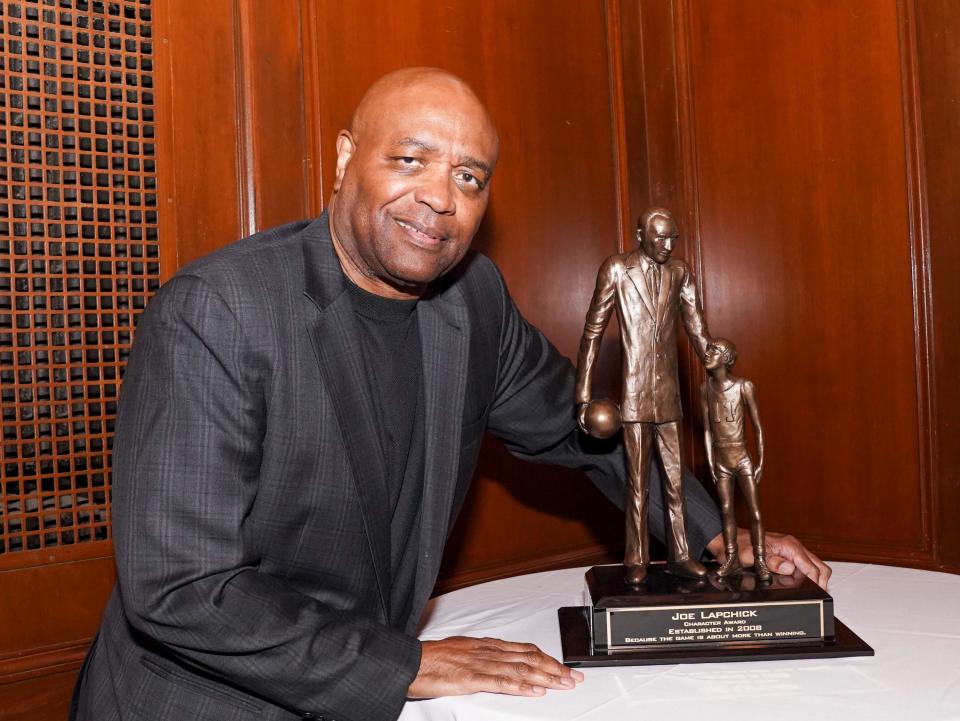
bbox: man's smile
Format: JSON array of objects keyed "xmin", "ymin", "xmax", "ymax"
[{"xmin": 395, "ymin": 217, "xmax": 447, "ymax": 248}]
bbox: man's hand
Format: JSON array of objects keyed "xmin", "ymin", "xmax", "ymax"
[
  {"xmin": 707, "ymin": 529, "xmax": 832, "ymax": 590},
  {"xmin": 408, "ymin": 636, "xmax": 584, "ymax": 699}
]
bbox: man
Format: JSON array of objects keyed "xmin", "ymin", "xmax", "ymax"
[
  {"xmin": 576, "ymin": 207, "xmax": 712, "ymax": 585},
  {"xmin": 71, "ymin": 69, "xmax": 829, "ymax": 721}
]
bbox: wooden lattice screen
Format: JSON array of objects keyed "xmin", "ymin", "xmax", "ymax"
[{"xmin": 0, "ymin": 0, "xmax": 158, "ymax": 564}]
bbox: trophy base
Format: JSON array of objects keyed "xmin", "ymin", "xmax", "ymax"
[
  {"xmin": 558, "ymin": 606, "xmax": 874, "ymax": 666},
  {"xmin": 559, "ymin": 562, "xmax": 873, "ymax": 666}
]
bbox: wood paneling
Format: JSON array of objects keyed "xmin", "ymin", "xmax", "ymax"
[
  {"xmin": 0, "ymin": 669, "xmax": 76, "ymax": 721},
  {"xmin": 689, "ymin": 0, "xmax": 925, "ymax": 557},
  {"xmin": 154, "ymin": 0, "xmax": 309, "ymax": 273},
  {"xmin": 154, "ymin": 0, "xmax": 244, "ymax": 271},
  {"xmin": 0, "ymin": 556, "xmax": 114, "ymax": 682},
  {"xmin": 621, "ymin": 0, "xmax": 959, "ymax": 567},
  {"xmin": 9, "ymin": 1, "xmax": 960, "ymax": 717}
]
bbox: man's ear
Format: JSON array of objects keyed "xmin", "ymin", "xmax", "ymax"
[{"xmin": 333, "ymin": 130, "xmax": 356, "ymax": 193}]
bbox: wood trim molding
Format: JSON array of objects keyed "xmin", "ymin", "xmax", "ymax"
[
  {"xmin": 152, "ymin": 0, "xmax": 180, "ymax": 282},
  {"xmin": 0, "ymin": 642, "xmax": 89, "ymax": 686},
  {"xmin": 670, "ymin": 0, "xmax": 703, "ymax": 277},
  {"xmin": 0, "ymin": 541, "xmax": 113, "ymax": 573},
  {"xmin": 300, "ymin": 0, "xmax": 325, "ymax": 216},
  {"xmin": 434, "ymin": 543, "xmax": 620, "ymax": 596},
  {"xmin": 913, "ymin": 0, "xmax": 960, "ymax": 569},
  {"xmin": 604, "ymin": 0, "xmax": 631, "ymax": 253},
  {"xmin": 233, "ymin": 0, "xmax": 258, "ymax": 238},
  {"xmin": 895, "ymin": 0, "xmax": 937, "ymax": 562},
  {"xmin": 232, "ymin": 0, "xmax": 311, "ymax": 231},
  {"xmin": 808, "ymin": 538, "xmax": 931, "ymax": 563}
]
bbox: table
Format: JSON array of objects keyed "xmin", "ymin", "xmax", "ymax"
[{"xmin": 399, "ymin": 563, "xmax": 960, "ymax": 721}]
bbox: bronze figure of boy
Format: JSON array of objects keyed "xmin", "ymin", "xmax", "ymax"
[
  {"xmin": 576, "ymin": 207, "xmax": 712, "ymax": 585},
  {"xmin": 701, "ymin": 338, "xmax": 770, "ymax": 581}
]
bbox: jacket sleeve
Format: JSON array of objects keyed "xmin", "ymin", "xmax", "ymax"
[
  {"xmin": 678, "ymin": 262, "xmax": 711, "ymax": 362},
  {"xmin": 574, "ymin": 256, "xmax": 618, "ymax": 405},
  {"xmin": 112, "ymin": 274, "xmax": 419, "ymax": 721},
  {"xmin": 482, "ymin": 264, "xmax": 722, "ymax": 558}
]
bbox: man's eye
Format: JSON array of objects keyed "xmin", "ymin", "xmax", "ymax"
[
  {"xmin": 392, "ymin": 156, "xmax": 421, "ymax": 168},
  {"xmin": 456, "ymin": 171, "xmax": 485, "ymax": 191}
]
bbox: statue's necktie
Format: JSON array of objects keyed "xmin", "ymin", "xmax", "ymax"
[{"xmin": 648, "ymin": 263, "xmax": 661, "ymax": 299}]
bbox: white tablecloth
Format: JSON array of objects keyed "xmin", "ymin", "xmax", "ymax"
[{"xmin": 399, "ymin": 563, "xmax": 960, "ymax": 721}]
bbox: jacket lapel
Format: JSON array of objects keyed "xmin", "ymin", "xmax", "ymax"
[
  {"xmin": 301, "ymin": 214, "xmax": 392, "ymax": 621},
  {"xmin": 655, "ymin": 262, "xmax": 675, "ymax": 329},
  {"xmin": 411, "ymin": 289, "xmax": 469, "ymax": 613},
  {"xmin": 626, "ymin": 255, "xmax": 657, "ymax": 321}
]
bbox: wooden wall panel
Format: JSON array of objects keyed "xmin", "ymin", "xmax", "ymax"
[
  {"xmin": 155, "ymin": 0, "xmax": 309, "ymax": 273},
  {"xmin": 687, "ymin": 0, "xmax": 925, "ymax": 557},
  {"xmin": 619, "ymin": 0, "xmax": 684, "ymax": 220},
  {"xmin": 620, "ymin": 0, "xmax": 955, "ymax": 567},
  {"xmin": 304, "ymin": 0, "xmax": 627, "ymax": 589},
  {"xmin": 155, "ymin": 0, "xmax": 244, "ymax": 271},
  {"xmin": 0, "ymin": 669, "xmax": 75, "ymax": 721},
  {"xmin": 0, "ymin": 556, "xmax": 114, "ymax": 683}
]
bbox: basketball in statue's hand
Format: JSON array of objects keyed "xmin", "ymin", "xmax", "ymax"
[{"xmin": 583, "ymin": 399, "xmax": 622, "ymax": 439}]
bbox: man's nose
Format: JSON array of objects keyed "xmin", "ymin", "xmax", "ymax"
[
  {"xmin": 415, "ymin": 168, "xmax": 456, "ymax": 215},
  {"xmin": 663, "ymin": 237, "xmax": 673, "ymax": 251}
]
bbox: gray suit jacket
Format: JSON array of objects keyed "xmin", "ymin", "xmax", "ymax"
[
  {"xmin": 72, "ymin": 215, "xmax": 720, "ymax": 721},
  {"xmin": 576, "ymin": 250, "xmax": 710, "ymax": 423}
]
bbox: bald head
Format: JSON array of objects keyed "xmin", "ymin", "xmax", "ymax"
[
  {"xmin": 637, "ymin": 205, "xmax": 679, "ymax": 265},
  {"xmin": 349, "ymin": 68, "xmax": 498, "ymax": 153},
  {"xmin": 328, "ymin": 68, "xmax": 500, "ymax": 299}
]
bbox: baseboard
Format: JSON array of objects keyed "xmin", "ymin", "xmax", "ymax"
[
  {"xmin": 433, "ymin": 543, "xmax": 621, "ymax": 595},
  {"xmin": 0, "ymin": 641, "xmax": 89, "ymax": 685}
]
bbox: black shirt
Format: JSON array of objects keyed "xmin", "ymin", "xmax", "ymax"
[{"xmin": 345, "ymin": 280, "xmax": 424, "ymax": 628}]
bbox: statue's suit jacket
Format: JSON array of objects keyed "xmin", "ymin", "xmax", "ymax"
[
  {"xmin": 72, "ymin": 216, "xmax": 720, "ymax": 721},
  {"xmin": 576, "ymin": 250, "xmax": 710, "ymax": 423}
]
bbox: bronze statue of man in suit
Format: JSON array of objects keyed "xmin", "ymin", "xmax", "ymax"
[{"xmin": 576, "ymin": 207, "xmax": 712, "ymax": 585}]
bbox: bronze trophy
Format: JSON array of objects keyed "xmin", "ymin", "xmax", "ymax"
[{"xmin": 558, "ymin": 207, "xmax": 873, "ymax": 667}]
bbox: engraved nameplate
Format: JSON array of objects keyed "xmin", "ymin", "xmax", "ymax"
[
  {"xmin": 597, "ymin": 600, "xmax": 826, "ymax": 649},
  {"xmin": 585, "ymin": 564, "xmax": 836, "ymax": 652}
]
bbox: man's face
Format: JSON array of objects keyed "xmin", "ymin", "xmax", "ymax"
[
  {"xmin": 330, "ymin": 85, "xmax": 498, "ymax": 295},
  {"xmin": 639, "ymin": 214, "xmax": 679, "ymax": 265}
]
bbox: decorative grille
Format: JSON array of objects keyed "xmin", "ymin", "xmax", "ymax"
[{"xmin": 0, "ymin": 0, "xmax": 158, "ymax": 557}]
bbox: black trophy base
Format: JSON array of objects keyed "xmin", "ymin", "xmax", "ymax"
[
  {"xmin": 559, "ymin": 605, "xmax": 874, "ymax": 666},
  {"xmin": 587, "ymin": 561, "xmax": 838, "ymax": 651}
]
